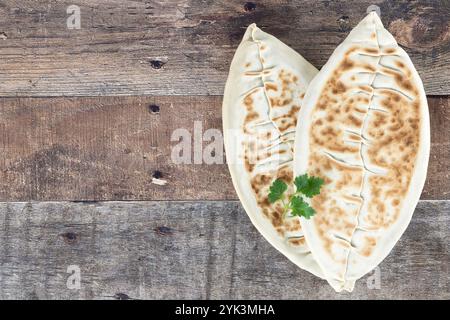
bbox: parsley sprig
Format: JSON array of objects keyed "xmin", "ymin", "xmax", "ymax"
[{"xmin": 268, "ymin": 174, "xmax": 324, "ymax": 220}]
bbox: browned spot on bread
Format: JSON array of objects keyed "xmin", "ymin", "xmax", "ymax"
[
  {"xmin": 360, "ymin": 236, "xmax": 377, "ymax": 257},
  {"xmin": 346, "ymin": 114, "xmax": 363, "ymax": 127},
  {"xmin": 354, "ymin": 106, "xmax": 366, "ymax": 113},
  {"xmin": 340, "ymin": 59, "xmax": 354, "ymax": 72},
  {"xmin": 359, "ymin": 85, "xmax": 372, "ymax": 92},
  {"xmin": 244, "ymin": 158, "xmax": 254, "ymax": 172},
  {"xmin": 288, "ymin": 238, "xmax": 306, "ymax": 246},
  {"xmin": 276, "ymin": 166, "xmax": 293, "ymax": 182},
  {"xmin": 332, "ymin": 81, "xmax": 347, "ymax": 95},
  {"xmin": 265, "ymin": 83, "xmax": 278, "ymax": 92},
  {"xmin": 345, "ymin": 46, "xmax": 358, "ymax": 56},
  {"xmin": 383, "ymin": 48, "xmax": 396, "ymax": 55},
  {"xmin": 396, "ymin": 76, "xmax": 413, "ymax": 92},
  {"xmin": 363, "ymin": 47, "xmax": 379, "ymax": 54},
  {"xmin": 243, "ymin": 94, "xmax": 253, "ymax": 110},
  {"xmin": 395, "ymin": 61, "xmax": 405, "ymax": 69},
  {"xmin": 281, "ymin": 98, "xmax": 293, "ymax": 106},
  {"xmin": 245, "ymin": 62, "xmax": 251, "ymax": 68},
  {"xmin": 244, "ymin": 111, "xmax": 259, "ymax": 122},
  {"xmin": 269, "ymin": 97, "xmax": 276, "ymax": 107},
  {"xmin": 361, "ymin": 63, "xmax": 376, "ymax": 72}
]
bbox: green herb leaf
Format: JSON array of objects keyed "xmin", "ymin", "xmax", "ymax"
[
  {"xmin": 303, "ymin": 176, "xmax": 325, "ymax": 198},
  {"xmin": 295, "ymin": 174, "xmax": 324, "ymax": 198},
  {"xmin": 290, "ymin": 195, "xmax": 316, "ymax": 219},
  {"xmin": 294, "ymin": 174, "xmax": 309, "ymax": 192},
  {"xmin": 267, "ymin": 174, "xmax": 323, "ymax": 221},
  {"xmin": 268, "ymin": 179, "xmax": 288, "ymax": 203}
]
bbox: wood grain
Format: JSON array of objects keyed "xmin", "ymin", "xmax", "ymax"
[
  {"xmin": 423, "ymin": 96, "xmax": 450, "ymax": 200},
  {"xmin": 0, "ymin": 95, "xmax": 447, "ymax": 201},
  {"xmin": 0, "ymin": 0, "xmax": 449, "ymax": 96},
  {"xmin": 0, "ymin": 200, "xmax": 447, "ymax": 300}
]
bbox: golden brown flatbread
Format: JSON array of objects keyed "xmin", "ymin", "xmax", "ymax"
[
  {"xmin": 223, "ymin": 24, "xmax": 322, "ymax": 276},
  {"xmin": 293, "ymin": 12, "xmax": 430, "ymax": 291}
]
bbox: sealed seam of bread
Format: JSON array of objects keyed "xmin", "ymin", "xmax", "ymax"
[
  {"xmin": 223, "ymin": 24, "xmax": 323, "ymax": 277},
  {"xmin": 293, "ymin": 12, "xmax": 430, "ymax": 292}
]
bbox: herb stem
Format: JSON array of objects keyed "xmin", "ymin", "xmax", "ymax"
[{"xmin": 281, "ymin": 195, "xmax": 291, "ymax": 219}]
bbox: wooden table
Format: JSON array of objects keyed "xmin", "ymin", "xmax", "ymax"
[{"xmin": 0, "ymin": 0, "xmax": 448, "ymax": 299}]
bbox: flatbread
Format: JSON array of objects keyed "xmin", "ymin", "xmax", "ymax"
[
  {"xmin": 293, "ymin": 12, "xmax": 430, "ymax": 291},
  {"xmin": 223, "ymin": 24, "xmax": 323, "ymax": 277}
]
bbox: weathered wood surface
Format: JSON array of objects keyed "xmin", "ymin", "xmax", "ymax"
[
  {"xmin": 0, "ymin": 96, "xmax": 447, "ymax": 201},
  {"xmin": 0, "ymin": 0, "xmax": 449, "ymax": 96},
  {"xmin": 0, "ymin": 200, "xmax": 448, "ymax": 300},
  {"xmin": 0, "ymin": 95, "xmax": 234, "ymax": 201}
]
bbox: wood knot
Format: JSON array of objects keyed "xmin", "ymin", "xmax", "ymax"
[
  {"xmin": 154, "ymin": 226, "xmax": 174, "ymax": 236},
  {"xmin": 389, "ymin": 14, "xmax": 450, "ymax": 51},
  {"xmin": 148, "ymin": 104, "xmax": 160, "ymax": 114},
  {"xmin": 149, "ymin": 59, "xmax": 165, "ymax": 69},
  {"xmin": 61, "ymin": 232, "xmax": 78, "ymax": 244},
  {"xmin": 244, "ymin": 2, "xmax": 256, "ymax": 12},
  {"xmin": 337, "ymin": 16, "xmax": 350, "ymax": 32}
]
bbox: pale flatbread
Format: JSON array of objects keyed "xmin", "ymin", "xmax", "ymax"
[
  {"xmin": 223, "ymin": 24, "xmax": 323, "ymax": 277},
  {"xmin": 293, "ymin": 12, "xmax": 430, "ymax": 291}
]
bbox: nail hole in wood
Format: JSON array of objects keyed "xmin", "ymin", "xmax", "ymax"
[
  {"xmin": 337, "ymin": 15, "xmax": 350, "ymax": 32},
  {"xmin": 148, "ymin": 104, "xmax": 160, "ymax": 114},
  {"xmin": 61, "ymin": 232, "xmax": 78, "ymax": 244},
  {"xmin": 152, "ymin": 170, "xmax": 163, "ymax": 179},
  {"xmin": 150, "ymin": 60, "xmax": 165, "ymax": 69},
  {"xmin": 155, "ymin": 226, "xmax": 174, "ymax": 236},
  {"xmin": 244, "ymin": 2, "xmax": 256, "ymax": 12}
]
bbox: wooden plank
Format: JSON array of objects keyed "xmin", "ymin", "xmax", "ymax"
[
  {"xmin": 0, "ymin": 95, "xmax": 447, "ymax": 201},
  {"xmin": 423, "ymin": 96, "xmax": 450, "ymax": 200},
  {"xmin": 0, "ymin": 0, "xmax": 449, "ymax": 96},
  {"xmin": 0, "ymin": 200, "xmax": 448, "ymax": 299},
  {"xmin": 0, "ymin": 95, "xmax": 236, "ymax": 201}
]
